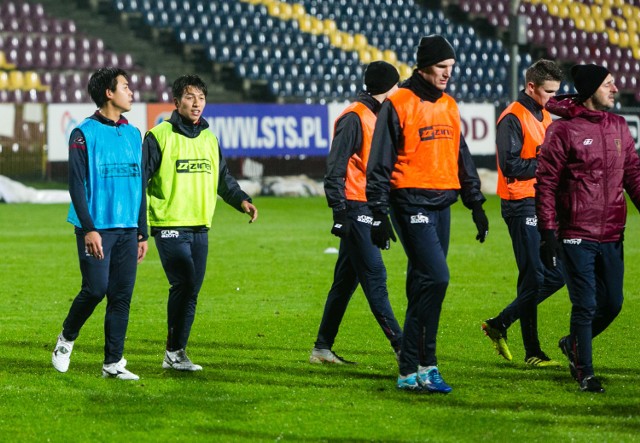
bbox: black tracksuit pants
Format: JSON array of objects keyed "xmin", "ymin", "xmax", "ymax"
[
  {"xmin": 153, "ymin": 229, "xmax": 208, "ymax": 352},
  {"xmin": 391, "ymin": 204, "xmax": 450, "ymax": 376},
  {"xmin": 62, "ymin": 229, "xmax": 138, "ymax": 364},
  {"xmin": 495, "ymin": 216, "xmax": 564, "ymax": 356},
  {"xmin": 314, "ymin": 202, "xmax": 403, "ymax": 352},
  {"xmin": 561, "ymin": 240, "xmax": 624, "ymax": 379}
]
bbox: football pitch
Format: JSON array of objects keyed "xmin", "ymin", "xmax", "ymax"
[{"xmin": 1, "ymin": 196, "xmax": 639, "ymax": 442}]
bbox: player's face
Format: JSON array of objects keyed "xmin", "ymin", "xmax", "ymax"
[
  {"xmin": 175, "ymin": 86, "xmax": 206, "ymax": 124},
  {"xmin": 528, "ymin": 80, "xmax": 560, "ymax": 107},
  {"xmin": 589, "ymin": 74, "xmax": 617, "ymax": 111},
  {"xmin": 419, "ymin": 59, "xmax": 455, "ymax": 91},
  {"xmin": 108, "ymin": 75, "xmax": 133, "ymax": 113}
]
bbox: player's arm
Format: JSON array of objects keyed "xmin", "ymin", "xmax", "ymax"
[
  {"xmin": 68, "ymin": 128, "xmax": 95, "ymax": 233},
  {"xmin": 458, "ymin": 134, "xmax": 488, "ymax": 242},
  {"xmin": 324, "ymin": 112, "xmax": 361, "ymax": 212},
  {"xmin": 458, "ymin": 134, "xmax": 486, "ymax": 207},
  {"xmin": 141, "ymin": 131, "xmax": 162, "ymax": 186},
  {"xmin": 497, "ymin": 115, "xmax": 537, "ymax": 180},
  {"xmin": 216, "ymin": 142, "xmax": 256, "ymax": 222},
  {"xmin": 135, "ymin": 131, "xmax": 149, "ymax": 263},
  {"xmin": 366, "ymin": 101, "xmax": 399, "ymax": 213},
  {"xmin": 68, "ymin": 128, "xmax": 105, "ymax": 259}
]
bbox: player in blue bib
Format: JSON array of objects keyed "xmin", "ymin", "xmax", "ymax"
[{"xmin": 51, "ymin": 68, "xmax": 148, "ymax": 381}]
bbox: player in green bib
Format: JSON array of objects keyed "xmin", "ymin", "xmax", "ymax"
[{"xmin": 144, "ymin": 75, "xmax": 258, "ymax": 371}]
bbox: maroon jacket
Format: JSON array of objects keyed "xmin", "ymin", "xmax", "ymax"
[{"xmin": 535, "ymin": 95, "xmax": 640, "ymax": 242}]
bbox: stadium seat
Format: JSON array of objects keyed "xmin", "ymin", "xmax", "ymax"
[
  {"xmin": 0, "ymin": 1, "xmax": 17, "ymax": 18},
  {"xmin": 0, "ymin": 1, "xmax": 172, "ymax": 103},
  {"xmin": 40, "ymin": 0, "xmax": 629, "ymax": 103},
  {"xmin": 0, "ymin": 71, "xmax": 9, "ymax": 90},
  {"xmin": 8, "ymin": 70, "xmax": 24, "ymax": 91},
  {"xmin": 8, "ymin": 89, "xmax": 24, "ymax": 103},
  {"xmin": 0, "ymin": 51, "xmax": 17, "ymax": 70}
]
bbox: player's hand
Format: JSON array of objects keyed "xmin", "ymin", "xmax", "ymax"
[
  {"xmin": 540, "ymin": 229, "xmax": 561, "ymax": 269},
  {"xmin": 472, "ymin": 203, "xmax": 489, "ymax": 243},
  {"xmin": 84, "ymin": 231, "xmax": 104, "ymax": 260},
  {"xmin": 241, "ymin": 200, "xmax": 258, "ymax": 223},
  {"xmin": 331, "ymin": 209, "xmax": 351, "ymax": 238},
  {"xmin": 370, "ymin": 211, "xmax": 396, "ymax": 250},
  {"xmin": 137, "ymin": 240, "xmax": 148, "ymax": 264}
]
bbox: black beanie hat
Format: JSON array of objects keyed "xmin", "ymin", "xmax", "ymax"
[
  {"xmin": 571, "ymin": 64, "xmax": 610, "ymax": 101},
  {"xmin": 416, "ymin": 35, "xmax": 456, "ymax": 69},
  {"xmin": 364, "ymin": 61, "xmax": 400, "ymax": 95}
]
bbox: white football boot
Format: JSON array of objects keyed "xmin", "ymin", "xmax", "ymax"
[
  {"xmin": 162, "ymin": 349, "xmax": 203, "ymax": 371},
  {"xmin": 102, "ymin": 358, "xmax": 139, "ymax": 380},
  {"xmin": 52, "ymin": 333, "xmax": 74, "ymax": 373}
]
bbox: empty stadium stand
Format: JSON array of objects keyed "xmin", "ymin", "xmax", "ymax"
[
  {"xmin": 0, "ymin": 0, "xmax": 171, "ymax": 103},
  {"xmin": 107, "ymin": 0, "xmax": 532, "ymax": 105},
  {"xmin": 454, "ymin": 0, "xmax": 640, "ymax": 104},
  {"xmin": 1, "ymin": 0, "xmax": 639, "ymax": 106}
]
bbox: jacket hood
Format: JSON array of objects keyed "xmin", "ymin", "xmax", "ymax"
[{"xmin": 545, "ymin": 94, "xmax": 606, "ymax": 123}]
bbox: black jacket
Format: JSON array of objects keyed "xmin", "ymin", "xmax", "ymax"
[
  {"xmin": 497, "ymin": 90, "xmax": 542, "ymax": 218},
  {"xmin": 324, "ymin": 92, "xmax": 381, "ymax": 213}
]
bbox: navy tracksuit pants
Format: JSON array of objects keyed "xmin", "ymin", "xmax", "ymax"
[
  {"xmin": 153, "ymin": 229, "xmax": 208, "ymax": 352},
  {"xmin": 495, "ymin": 216, "xmax": 564, "ymax": 356},
  {"xmin": 315, "ymin": 202, "xmax": 403, "ymax": 352},
  {"xmin": 62, "ymin": 229, "xmax": 139, "ymax": 364},
  {"xmin": 390, "ymin": 204, "xmax": 450, "ymax": 376},
  {"xmin": 561, "ymin": 240, "xmax": 624, "ymax": 379}
]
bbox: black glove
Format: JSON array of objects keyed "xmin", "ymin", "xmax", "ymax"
[
  {"xmin": 370, "ymin": 211, "xmax": 396, "ymax": 250},
  {"xmin": 471, "ymin": 203, "xmax": 489, "ymax": 243},
  {"xmin": 540, "ymin": 229, "xmax": 561, "ymax": 269},
  {"xmin": 331, "ymin": 209, "xmax": 351, "ymax": 238}
]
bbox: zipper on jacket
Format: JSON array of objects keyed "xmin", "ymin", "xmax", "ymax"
[{"xmin": 600, "ymin": 124, "xmax": 608, "ymax": 243}]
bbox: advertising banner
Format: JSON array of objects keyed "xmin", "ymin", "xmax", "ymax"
[
  {"xmin": 458, "ymin": 103, "xmax": 496, "ymax": 155},
  {"xmin": 202, "ymin": 104, "xmax": 330, "ymax": 157},
  {"xmin": 147, "ymin": 103, "xmax": 174, "ymax": 130},
  {"xmin": 45, "ymin": 102, "xmax": 497, "ymax": 161},
  {"xmin": 0, "ymin": 104, "xmax": 15, "ymax": 138},
  {"xmin": 47, "ymin": 104, "xmax": 147, "ymax": 161}
]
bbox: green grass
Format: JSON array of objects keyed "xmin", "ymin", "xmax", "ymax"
[{"xmin": 1, "ymin": 196, "xmax": 639, "ymax": 442}]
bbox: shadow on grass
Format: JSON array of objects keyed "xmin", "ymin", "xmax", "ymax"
[
  {"xmin": 7, "ymin": 339, "xmax": 640, "ymax": 392},
  {"xmin": 191, "ymin": 424, "xmax": 408, "ymax": 443},
  {"xmin": 8, "ymin": 338, "xmax": 640, "ymax": 384},
  {"xmin": 3, "ymin": 338, "xmax": 640, "ymax": 440}
]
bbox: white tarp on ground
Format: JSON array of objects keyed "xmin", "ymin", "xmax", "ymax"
[
  {"xmin": 263, "ymin": 175, "xmax": 325, "ymax": 197},
  {"xmin": 0, "ymin": 170, "xmax": 498, "ymax": 203},
  {"xmin": 0, "ymin": 175, "xmax": 70, "ymax": 204}
]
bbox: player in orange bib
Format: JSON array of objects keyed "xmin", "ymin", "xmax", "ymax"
[
  {"xmin": 481, "ymin": 60, "xmax": 565, "ymax": 367},
  {"xmin": 366, "ymin": 35, "xmax": 488, "ymax": 393},
  {"xmin": 310, "ymin": 61, "xmax": 403, "ymax": 365}
]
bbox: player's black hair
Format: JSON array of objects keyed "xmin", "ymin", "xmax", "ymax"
[
  {"xmin": 87, "ymin": 67, "xmax": 129, "ymax": 108},
  {"xmin": 172, "ymin": 74, "xmax": 208, "ymax": 100}
]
